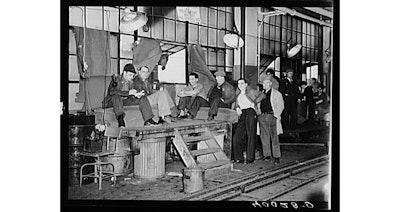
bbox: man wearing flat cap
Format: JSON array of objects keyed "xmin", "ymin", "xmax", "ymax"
[
  {"xmin": 257, "ymin": 75, "xmax": 284, "ymax": 165},
  {"xmin": 206, "ymin": 70, "xmax": 235, "ymax": 121},
  {"xmin": 279, "ymin": 69, "xmax": 301, "ymax": 130},
  {"xmin": 102, "ymin": 63, "xmax": 158, "ymax": 128}
]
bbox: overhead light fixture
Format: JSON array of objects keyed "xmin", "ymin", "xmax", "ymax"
[
  {"xmin": 223, "ymin": 25, "xmax": 244, "ymax": 49},
  {"xmin": 119, "ymin": 7, "xmax": 148, "ymax": 33},
  {"xmin": 286, "ymin": 38, "xmax": 302, "ymax": 58}
]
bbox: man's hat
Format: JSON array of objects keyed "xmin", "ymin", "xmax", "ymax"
[
  {"xmin": 214, "ymin": 70, "xmax": 226, "ymax": 77},
  {"xmin": 286, "ymin": 69, "xmax": 294, "ymax": 73},
  {"xmin": 123, "ymin": 63, "xmax": 136, "ymax": 73}
]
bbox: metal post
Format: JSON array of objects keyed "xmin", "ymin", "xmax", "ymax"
[{"xmin": 240, "ymin": 7, "xmax": 245, "ymax": 79}]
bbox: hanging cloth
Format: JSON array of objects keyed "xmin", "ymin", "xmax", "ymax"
[
  {"xmin": 132, "ymin": 38, "xmax": 162, "ymax": 72},
  {"xmin": 189, "ymin": 44, "xmax": 216, "ymax": 95}
]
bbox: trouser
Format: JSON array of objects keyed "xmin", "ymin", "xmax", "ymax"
[
  {"xmin": 258, "ymin": 113, "xmax": 281, "ymax": 158},
  {"xmin": 232, "ymin": 108, "xmax": 257, "ymax": 162},
  {"xmin": 104, "ymin": 95, "xmax": 154, "ymax": 122},
  {"xmin": 283, "ymin": 97, "xmax": 298, "ymax": 130},
  {"xmin": 306, "ymin": 103, "xmax": 316, "ymax": 123},
  {"xmin": 147, "ymin": 90, "xmax": 176, "ymax": 117},
  {"xmin": 208, "ymin": 97, "xmax": 230, "ymax": 117},
  {"xmin": 178, "ymin": 96, "xmax": 209, "ymax": 117}
]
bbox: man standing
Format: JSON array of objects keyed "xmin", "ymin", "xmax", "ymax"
[
  {"xmin": 232, "ymin": 79, "xmax": 261, "ymax": 164},
  {"xmin": 206, "ymin": 70, "xmax": 235, "ymax": 121},
  {"xmin": 177, "ymin": 72, "xmax": 209, "ymax": 119},
  {"xmin": 258, "ymin": 76, "xmax": 284, "ymax": 165},
  {"xmin": 279, "ymin": 69, "xmax": 301, "ymax": 130},
  {"xmin": 303, "ymin": 79, "xmax": 316, "ymax": 125},
  {"xmin": 132, "ymin": 66, "xmax": 178, "ymax": 124},
  {"xmin": 102, "ymin": 63, "xmax": 159, "ymax": 128}
]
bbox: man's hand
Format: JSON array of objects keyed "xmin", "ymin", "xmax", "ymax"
[
  {"xmin": 128, "ymin": 89, "xmax": 138, "ymax": 96},
  {"xmin": 134, "ymin": 90, "xmax": 145, "ymax": 98},
  {"xmin": 236, "ymin": 107, "xmax": 242, "ymax": 116}
]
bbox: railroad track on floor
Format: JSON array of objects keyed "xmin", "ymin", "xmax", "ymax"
[{"xmin": 180, "ymin": 154, "xmax": 329, "ymax": 201}]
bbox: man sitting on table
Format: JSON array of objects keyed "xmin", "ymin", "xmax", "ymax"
[
  {"xmin": 206, "ymin": 70, "xmax": 235, "ymax": 121},
  {"xmin": 177, "ymin": 72, "xmax": 209, "ymax": 119},
  {"xmin": 132, "ymin": 65, "xmax": 178, "ymax": 124},
  {"xmin": 102, "ymin": 63, "xmax": 159, "ymax": 128}
]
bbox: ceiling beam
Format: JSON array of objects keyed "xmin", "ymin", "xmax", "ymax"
[{"xmin": 304, "ymin": 7, "xmax": 333, "ymax": 19}]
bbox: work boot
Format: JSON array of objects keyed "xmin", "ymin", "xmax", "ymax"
[
  {"xmin": 206, "ymin": 115, "xmax": 214, "ymax": 122},
  {"xmin": 144, "ymin": 118, "xmax": 159, "ymax": 126},
  {"xmin": 117, "ymin": 114, "xmax": 125, "ymax": 128}
]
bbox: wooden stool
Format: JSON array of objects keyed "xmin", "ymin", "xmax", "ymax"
[{"xmin": 79, "ymin": 151, "xmax": 116, "ymax": 190}]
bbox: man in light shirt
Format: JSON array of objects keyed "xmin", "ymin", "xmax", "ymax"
[
  {"xmin": 177, "ymin": 72, "xmax": 209, "ymax": 119},
  {"xmin": 232, "ymin": 78, "xmax": 262, "ymax": 164}
]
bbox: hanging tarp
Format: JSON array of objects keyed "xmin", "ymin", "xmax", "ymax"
[
  {"xmin": 132, "ymin": 38, "xmax": 162, "ymax": 72},
  {"xmin": 189, "ymin": 44, "xmax": 216, "ymax": 95}
]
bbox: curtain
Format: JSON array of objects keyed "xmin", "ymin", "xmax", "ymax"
[{"xmin": 189, "ymin": 44, "xmax": 216, "ymax": 95}]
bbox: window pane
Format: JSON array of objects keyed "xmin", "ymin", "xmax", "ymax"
[
  {"xmin": 202, "ymin": 47, "xmax": 208, "ymax": 64},
  {"xmin": 152, "ymin": 17, "xmax": 163, "ymax": 39},
  {"xmin": 69, "ymin": 6, "xmax": 84, "ymax": 27},
  {"xmin": 109, "ymin": 34, "xmax": 118, "ymax": 58},
  {"xmin": 282, "ymin": 15, "xmax": 287, "ymax": 28},
  {"xmin": 311, "ymin": 35, "xmax": 315, "ymax": 48},
  {"xmin": 217, "ymin": 50, "xmax": 225, "ymax": 66},
  {"xmin": 120, "ymin": 59, "xmax": 133, "ymax": 73},
  {"xmin": 218, "ymin": 7, "xmax": 226, "ymax": 11},
  {"xmin": 287, "ymin": 16, "xmax": 292, "ymax": 29},
  {"xmin": 163, "ymin": 7, "xmax": 175, "ymax": 18},
  {"xmin": 104, "ymin": 6, "xmax": 119, "ymax": 32},
  {"xmin": 218, "ymin": 11, "xmax": 225, "ymax": 29},
  {"xmin": 69, "ymin": 28, "xmax": 76, "ymax": 54},
  {"xmin": 189, "ymin": 24, "xmax": 198, "ymax": 44},
  {"xmin": 209, "ymin": 9, "xmax": 217, "ymax": 27},
  {"xmin": 297, "ymin": 32, "xmax": 302, "ymax": 44},
  {"xmin": 176, "ymin": 21, "xmax": 186, "ymax": 43},
  {"xmin": 270, "ymin": 16, "xmax": 275, "ymax": 25},
  {"xmin": 86, "ymin": 6, "xmax": 103, "ymax": 30},
  {"xmin": 263, "ymin": 23, "xmax": 269, "ymax": 39},
  {"xmin": 282, "ymin": 27, "xmax": 286, "ymax": 42},
  {"xmin": 208, "ymin": 49, "xmax": 216, "ymax": 65},
  {"xmin": 269, "ymin": 24, "xmax": 275, "ymax": 40},
  {"xmin": 200, "ymin": 7, "xmax": 208, "ymax": 25},
  {"xmin": 69, "ymin": 83, "xmax": 84, "ymax": 111},
  {"xmin": 120, "ymin": 34, "xmax": 134, "ymax": 59},
  {"xmin": 217, "ymin": 30, "xmax": 225, "ymax": 48},
  {"xmin": 208, "ymin": 28, "xmax": 216, "ymax": 47},
  {"xmin": 260, "ymin": 38, "xmax": 264, "ymax": 54},
  {"xmin": 200, "ymin": 26, "xmax": 207, "ymax": 45},
  {"xmin": 263, "ymin": 39, "xmax": 269, "ymax": 54},
  {"xmin": 269, "ymin": 40, "xmax": 275, "ymax": 55},
  {"xmin": 69, "ymin": 55, "xmax": 79, "ymax": 81},
  {"xmin": 275, "ymin": 26, "xmax": 280, "ymax": 41},
  {"xmin": 226, "ymin": 49, "xmax": 233, "ymax": 66},
  {"xmin": 164, "ymin": 19, "xmax": 175, "ymax": 41},
  {"xmin": 226, "ymin": 7, "xmax": 233, "ymax": 13},
  {"xmin": 297, "ymin": 19, "xmax": 302, "ymax": 32},
  {"xmin": 226, "ymin": 13, "xmax": 233, "ymax": 31},
  {"xmin": 311, "ymin": 24, "xmax": 315, "ymax": 36},
  {"xmin": 275, "ymin": 42, "xmax": 280, "ymax": 56}
]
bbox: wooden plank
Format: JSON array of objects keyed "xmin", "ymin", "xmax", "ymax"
[
  {"xmin": 204, "ymin": 128, "xmax": 230, "ymax": 161},
  {"xmin": 204, "ymin": 163, "xmax": 233, "ymax": 179},
  {"xmin": 172, "ymin": 129, "xmax": 198, "ymax": 168},
  {"xmin": 198, "ymin": 159, "xmax": 232, "ymax": 169},
  {"xmin": 183, "ymin": 135, "xmax": 213, "ymax": 143},
  {"xmin": 190, "ymin": 148, "xmax": 220, "ymax": 157}
]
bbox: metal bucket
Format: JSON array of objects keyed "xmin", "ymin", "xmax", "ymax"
[
  {"xmin": 183, "ymin": 168, "xmax": 205, "ymax": 193},
  {"xmin": 102, "ymin": 137, "xmax": 132, "ymax": 153},
  {"xmin": 134, "ymin": 138, "xmax": 166, "ymax": 179},
  {"xmin": 101, "ymin": 151, "xmax": 133, "ymax": 176}
]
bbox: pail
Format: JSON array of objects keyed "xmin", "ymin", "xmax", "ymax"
[
  {"xmin": 102, "ymin": 137, "xmax": 132, "ymax": 153},
  {"xmin": 101, "ymin": 151, "xmax": 133, "ymax": 176},
  {"xmin": 183, "ymin": 168, "xmax": 205, "ymax": 193},
  {"xmin": 134, "ymin": 138, "xmax": 166, "ymax": 179}
]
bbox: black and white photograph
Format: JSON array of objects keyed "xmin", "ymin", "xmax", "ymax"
[{"xmin": 60, "ymin": 1, "xmax": 337, "ymax": 211}]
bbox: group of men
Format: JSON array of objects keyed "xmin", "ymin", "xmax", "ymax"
[
  {"xmin": 102, "ymin": 63, "xmax": 235, "ymax": 128},
  {"xmin": 102, "ymin": 63, "xmax": 327, "ymax": 166}
]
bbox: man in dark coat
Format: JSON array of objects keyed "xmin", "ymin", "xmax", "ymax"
[
  {"xmin": 279, "ymin": 69, "xmax": 301, "ymax": 130},
  {"xmin": 206, "ymin": 70, "xmax": 235, "ymax": 121},
  {"xmin": 102, "ymin": 64, "xmax": 158, "ymax": 128}
]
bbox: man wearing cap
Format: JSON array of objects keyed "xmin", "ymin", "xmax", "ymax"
[
  {"xmin": 279, "ymin": 69, "xmax": 301, "ymax": 130},
  {"xmin": 257, "ymin": 76, "xmax": 285, "ymax": 165},
  {"xmin": 102, "ymin": 63, "xmax": 159, "ymax": 128},
  {"xmin": 206, "ymin": 70, "xmax": 235, "ymax": 121}
]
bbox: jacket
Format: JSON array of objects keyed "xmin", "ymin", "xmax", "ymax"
[
  {"xmin": 257, "ymin": 88, "xmax": 285, "ymax": 135},
  {"xmin": 102, "ymin": 74, "xmax": 135, "ymax": 106},
  {"xmin": 131, "ymin": 75, "xmax": 154, "ymax": 96},
  {"xmin": 207, "ymin": 81, "xmax": 236, "ymax": 105},
  {"xmin": 233, "ymin": 87, "xmax": 262, "ymax": 115}
]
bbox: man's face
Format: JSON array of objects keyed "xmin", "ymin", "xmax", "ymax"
[
  {"xmin": 262, "ymin": 79, "xmax": 272, "ymax": 90},
  {"xmin": 287, "ymin": 72, "xmax": 293, "ymax": 78},
  {"xmin": 216, "ymin": 76, "xmax": 225, "ymax": 85},
  {"xmin": 189, "ymin": 75, "xmax": 198, "ymax": 86},
  {"xmin": 138, "ymin": 66, "xmax": 150, "ymax": 80},
  {"xmin": 237, "ymin": 79, "xmax": 247, "ymax": 91},
  {"xmin": 123, "ymin": 71, "xmax": 135, "ymax": 81}
]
